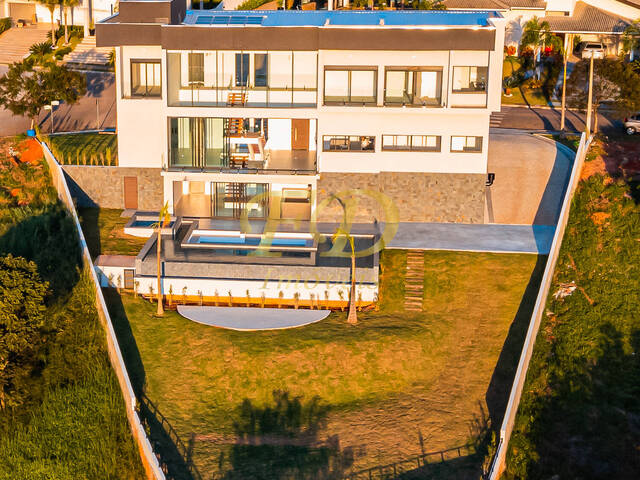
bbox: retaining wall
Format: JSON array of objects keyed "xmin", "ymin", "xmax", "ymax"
[
  {"xmin": 40, "ymin": 142, "xmax": 165, "ymax": 480},
  {"xmin": 488, "ymin": 133, "xmax": 591, "ymax": 479}
]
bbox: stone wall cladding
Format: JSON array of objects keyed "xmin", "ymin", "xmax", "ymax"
[
  {"xmin": 61, "ymin": 166, "xmax": 163, "ymax": 210},
  {"xmin": 316, "ymin": 172, "xmax": 486, "ymax": 223}
]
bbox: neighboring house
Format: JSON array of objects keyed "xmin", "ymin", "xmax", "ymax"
[
  {"xmin": 0, "ymin": 0, "xmax": 116, "ymax": 33},
  {"xmin": 444, "ymin": 0, "xmax": 640, "ymax": 54},
  {"xmin": 86, "ymin": 1, "xmax": 506, "ymax": 302}
]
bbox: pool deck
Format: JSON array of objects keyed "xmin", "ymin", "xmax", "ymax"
[{"xmin": 177, "ymin": 305, "xmax": 331, "ymax": 330}]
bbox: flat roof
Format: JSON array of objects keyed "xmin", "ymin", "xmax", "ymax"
[{"xmin": 182, "ymin": 9, "xmax": 500, "ymax": 28}]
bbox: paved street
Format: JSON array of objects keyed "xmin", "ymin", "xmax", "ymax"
[
  {"xmin": 0, "ymin": 68, "xmax": 116, "ymax": 136},
  {"xmin": 491, "ymin": 105, "xmax": 620, "ymax": 134}
]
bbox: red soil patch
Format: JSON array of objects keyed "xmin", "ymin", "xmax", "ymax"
[{"xmin": 18, "ymin": 138, "xmax": 42, "ymax": 165}]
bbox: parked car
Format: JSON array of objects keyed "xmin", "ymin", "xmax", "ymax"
[
  {"xmin": 624, "ymin": 114, "xmax": 640, "ymax": 135},
  {"xmin": 578, "ymin": 42, "xmax": 605, "ymax": 59}
]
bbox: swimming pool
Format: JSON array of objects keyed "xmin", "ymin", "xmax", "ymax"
[{"xmin": 195, "ymin": 235, "xmax": 309, "ymax": 247}]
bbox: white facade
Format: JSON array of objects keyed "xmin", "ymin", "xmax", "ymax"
[
  {"xmin": 113, "ymin": 18, "xmax": 506, "ymax": 219},
  {"xmin": 2, "ymin": 0, "xmax": 115, "ymax": 31}
]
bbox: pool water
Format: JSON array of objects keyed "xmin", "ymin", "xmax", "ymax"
[
  {"xmin": 196, "ymin": 235, "xmax": 309, "ymax": 247},
  {"xmin": 131, "ymin": 220, "xmax": 174, "ymax": 228}
]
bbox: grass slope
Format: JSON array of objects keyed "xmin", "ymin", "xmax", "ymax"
[
  {"xmin": 506, "ymin": 151, "xmax": 640, "ymax": 478},
  {"xmin": 0, "ymin": 136, "xmax": 143, "ymax": 479},
  {"xmin": 43, "ymin": 132, "xmax": 117, "ymax": 166},
  {"xmin": 106, "ymin": 250, "xmax": 541, "ymax": 478}
]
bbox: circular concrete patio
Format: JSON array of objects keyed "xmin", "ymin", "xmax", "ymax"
[{"xmin": 177, "ymin": 305, "xmax": 331, "ymax": 331}]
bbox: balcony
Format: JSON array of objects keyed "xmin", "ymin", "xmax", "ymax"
[{"xmin": 168, "ymin": 117, "xmax": 317, "ymax": 175}]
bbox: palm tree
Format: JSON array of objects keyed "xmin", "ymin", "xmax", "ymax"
[
  {"xmin": 37, "ymin": 0, "xmax": 58, "ymax": 45},
  {"xmin": 520, "ymin": 16, "xmax": 562, "ymax": 68},
  {"xmin": 623, "ymin": 19, "xmax": 640, "ymax": 61},
  {"xmin": 327, "ymin": 194, "xmax": 358, "ymax": 325},
  {"xmin": 62, "ymin": 0, "xmax": 80, "ymax": 45},
  {"xmin": 154, "ymin": 203, "xmax": 171, "ymax": 316}
]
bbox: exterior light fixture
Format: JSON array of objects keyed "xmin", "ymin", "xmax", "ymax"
[
  {"xmin": 182, "ymin": 180, "xmax": 189, "ymax": 195},
  {"xmin": 204, "ymin": 182, "xmax": 211, "ymax": 195}
]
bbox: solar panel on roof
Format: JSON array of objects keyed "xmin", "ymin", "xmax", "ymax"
[
  {"xmin": 245, "ymin": 17, "xmax": 264, "ymax": 25},
  {"xmin": 195, "ymin": 16, "xmax": 213, "ymax": 25},
  {"xmin": 229, "ymin": 16, "xmax": 248, "ymax": 24},
  {"xmin": 212, "ymin": 16, "xmax": 230, "ymax": 24}
]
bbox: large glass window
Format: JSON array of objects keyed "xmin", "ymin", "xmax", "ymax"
[
  {"xmin": 131, "ymin": 60, "xmax": 161, "ymax": 97},
  {"xmin": 451, "ymin": 136, "xmax": 483, "ymax": 152},
  {"xmin": 235, "ymin": 53, "xmax": 250, "ymax": 87},
  {"xmin": 188, "ymin": 53, "xmax": 204, "ymax": 85},
  {"xmin": 452, "ymin": 66, "xmax": 488, "ymax": 93},
  {"xmin": 384, "ymin": 68, "xmax": 442, "ymax": 106},
  {"xmin": 382, "ymin": 135, "xmax": 441, "ymax": 152},
  {"xmin": 214, "ymin": 182, "xmax": 268, "ymax": 218},
  {"xmin": 323, "ymin": 135, "xmax": 375, "ymax": 152},
  {"xmin": 170, "ymin": 118, "xmax": 225, "ymax": 168},
  {"xmin": 254, "ymin": 53, "xmax": 268, "ymax": 87},
  {"xmin": 324, "ymin": 68, "xmax": 377, "ymax": 105}
]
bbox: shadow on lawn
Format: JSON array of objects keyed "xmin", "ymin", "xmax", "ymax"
[
  {"xmin": 485, "ymin": 254, "xmax": 547, "ymax": 433},
  {"xmin": 217, "ymin": 391, "xmax": 354, "ymax": 480},
  {"xmin": 105, "ymin": 289, "xmax": 201, "ymax": 480}
]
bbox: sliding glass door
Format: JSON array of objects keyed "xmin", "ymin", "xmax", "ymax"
[
  {"xmin": 170, "ymin": 117, "xmax": 225, "ymax": 168},
  {"xmin": 213, "ymin": 182, "xmax": 269, "ymax": 218}
]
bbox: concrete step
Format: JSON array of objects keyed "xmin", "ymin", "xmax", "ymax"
[{"xmin": 0, "ymin": 24, "xmax": 50, "ymax": 65}]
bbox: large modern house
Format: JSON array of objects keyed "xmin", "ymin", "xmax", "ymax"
[{"xmin": 85, "ymin": 1, "xmax": 506, "ymax": 305}]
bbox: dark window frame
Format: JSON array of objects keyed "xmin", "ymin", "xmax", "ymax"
[
  {"xmin": 450, "ymin": 135, "xmax": 483, "ymax": 153},
  {"xmin": 188, "ymin": 52, "xmax": 205, "ymax": 85},
  {"xmin": 323, "ymin": 66, "xmax": 378, "ymax": 106},
  {"xmin": 451, "ymin": 66, "xmax": 488, "ymax": 93},
  {"xmin": 381, "ymin": 135, "xmax": 441, "ymax": 152},
  {"xmin": 130, "ymin": 59, "xmax": 162, "ymax": 98},
  {"xmin": 383, "ymin": 67, "xmax": 443, "ymax": 107},
  {"xmin": 235, "ymin": 53, "xmax": 250, "ymax": 87},
  {"xmin": 322, "ymin": 135, "xmax": 376, "ymax": 152}
]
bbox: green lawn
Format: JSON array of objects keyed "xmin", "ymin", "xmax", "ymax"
[
  {"xmin": 106, "ymin": 249, "xmax": 543, "ymax": 478},
  {"xmin": 42, "ymin": 132, "xmax": 117, "ymax": 166},
  {"xmin": 502, "ymin": 56, "xmax": 559, "ymax": 107},
  {"xmin": 78, "ymin": 208, "xmax": 148, "ymax": 258},
  {"xmin": 506, "ymin": 144, "xmax": 640, "ymax": 478}
]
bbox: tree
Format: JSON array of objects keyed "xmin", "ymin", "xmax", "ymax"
[
  {"xmin": 566, "ymin": 58, "xmax": 640, "ymax": 133},
  {"xmin": 520, "ymin": 16, "xmax": 562, "ymax": 68},
  {"xmin": 63, "ymin": 0, "xmax": 81, "ymax": 45},
  {"xmin": 623, "ymin": 19, "xmax": 640, "ymax": 60},
  {"xmin": 154, "ymin": 203, "xmax": 171, "ymax": 316},
  {"xmin": 37, "ymin": 0, "xmax": 58, "ymax": 45},
  {"xmin": 327, "ymin": 195, "xmax": 358, "ymax": 325},
  {"xmin": 0, "ymin": 59, "xmax": 86, "ymax": 129},
  {"xmin": 0, "ymin": 255, "xmax": 49, "ymax": 409}
]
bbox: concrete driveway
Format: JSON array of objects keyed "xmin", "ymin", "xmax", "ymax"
[{"xmin": 486, "ymin": 130, "xmax": 574, "ymax": 226}]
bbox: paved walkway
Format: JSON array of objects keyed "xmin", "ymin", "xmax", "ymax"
[
  {"xmin": 0, "ymin": 24, "xmax": 50, "ymax": 65},
  {"xmin": 387, "ymin": 223, "xmax": 555, "ymax": 254},
  {"xmin": 177, "ymin": 305, "xmax": 330, "ymax": 330}
]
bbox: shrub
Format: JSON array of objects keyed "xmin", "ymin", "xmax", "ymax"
[
  {"xmin": 29, "ymin": 41, "xmax": 53, "ymax": 58},
  {"xmin": 0, "ymin": 17, "xmax": 11, "ymax": 36},
  {"xmin": 54, "ymin": 46, "xmax": 72, "ymax": 60}
]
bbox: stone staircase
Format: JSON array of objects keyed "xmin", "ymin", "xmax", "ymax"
[
  {"xmin": 404, "ymin": 251, "xmax": 425, "ymax": 312},
  {"xmin": 0, "ymin": 24, "xmax": 50, "ymax": 65},
  {"xmin": 64, "ymin": 35, "xmax": 113, "ymax": 68}
]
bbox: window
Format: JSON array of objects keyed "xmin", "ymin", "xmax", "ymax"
[
  {"xmin": 324, "ymin": 68, "xmax": 377, "ymax": 105},
  {"xmin": 384, "ymin": 68, "xmax": 442, "ymax": 106},
  {"xmin": 323, "ymin": 135, "xmax": 375, "ymax": 152},
  {"xmin": 452, "ymin": 66, "xmax": 488, "ymax": 92},
  {"xmin": 254, "ymin": 53, "xmax": 268, "ymax": 87},
  {"xmin": 451, "ymin": 136, "xmax": 483, "ymax": 152},
  {"xmin": 382, "ymin": 135, "xmax": 441, "ymax": 152},
  {"xmin": 188, "ymin": 53, "xmax": 204, "ymax": 84},
  {"xmin": 130, "ymin": 60, "xmax": 161, "ymax": 97},
  {"xmin": 235, "ymin": 53, "xmax": 249, "ymax": 87}
]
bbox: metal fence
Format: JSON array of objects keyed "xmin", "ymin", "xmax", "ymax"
[{"xmin": 487, "ymin": 132, "xmax": 591, "ymax": 479}]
